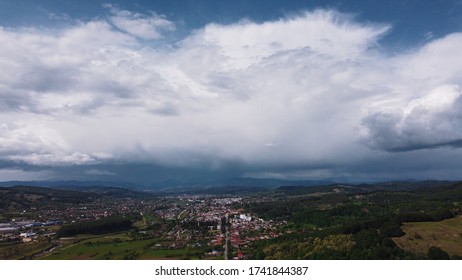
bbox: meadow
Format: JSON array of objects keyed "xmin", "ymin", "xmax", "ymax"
[{"xmin": 393, "ymin": 216, "xmax": 462, "ymax": 257}]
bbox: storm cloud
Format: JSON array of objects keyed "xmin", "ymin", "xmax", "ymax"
[{"xmin": 0, "ymin": 8, "xmax": 462, "ymax": 183}]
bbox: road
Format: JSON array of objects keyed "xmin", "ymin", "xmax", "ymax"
[
  {"xmin": 224, "ymin": 215, "xmax": 229, "ymax": 260},
  {"xmin": 224, "ymin": 225, "xmax": 228, "ymax": 260}
]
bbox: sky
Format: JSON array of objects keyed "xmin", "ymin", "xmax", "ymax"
[{"xmin": 1, "ymin": 0, "xmax": 462, "ymax": 186}]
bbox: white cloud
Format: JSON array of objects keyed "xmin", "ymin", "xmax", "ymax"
[
  {"xmin": 359, "ymin": 33, "xmax": 462, "ymax": 152},
  {"xmin": 181, "ymin": 9, "xmax": 389, "ymax": 69},
  {"xmin": 9, "ymin": 152, "xmax": 96, "ymax": 166},
  {"xmin": 104, "ymin": 4, "xmax": 175, "ymax": 39},
  {"xmin": 0, "ymin": 8, "xmax": 461, "ymax": 180},
  {"xmin": 393, "ymin": 33, "xmax": 462, "ymax": 86},
  {"xmin": 0, "ymin": 121, "xmax": 98, "ymax": 166}
]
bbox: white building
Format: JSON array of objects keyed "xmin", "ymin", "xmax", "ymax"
[{"xmin": 239, "ymin": 214, "xmax": 252, "ymax": 222}]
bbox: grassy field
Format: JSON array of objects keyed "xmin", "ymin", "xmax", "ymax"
[
  {"xmin": 138, "ymin": 248, "xmax": 198, "ymax": 259},
  {"xmin": 41, "ymin": 234, "xmax": 201, "ymax": 260},
  {"xmin": 393, "ymin": 215, "xmax": 462, "ymax": 257}
]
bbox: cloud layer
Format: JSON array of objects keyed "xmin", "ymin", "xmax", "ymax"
[
  {"xmin": 1, "ymin": 8, "xmax": 462, "ymax": 182},
  {"xmin": 104, "ymin": 4, "xmax": 176, "ymax": 39}
]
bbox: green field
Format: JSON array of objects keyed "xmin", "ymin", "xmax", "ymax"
[
  {"xmin": 138, "ymin": 248, "xmax": 199, "ymax": 259},
  {"xmin": 41, "ymin": 235, "xmax": 201, "ymax": 260},
  {"xmin": 393, "ymin": 216, "xmax": 462, "ymax": 257}
]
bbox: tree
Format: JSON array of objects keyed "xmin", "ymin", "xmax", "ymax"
[{"xmin": 427, "ymin": 246, "xmax": 450, "ymax": 260}]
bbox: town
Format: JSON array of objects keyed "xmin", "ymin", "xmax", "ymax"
[{"xmin": 0, "ymin": 186, "xmax": 287, "ymax": 260}]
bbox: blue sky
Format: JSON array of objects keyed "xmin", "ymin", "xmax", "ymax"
[
  {"xmin": 2, "ymin": 0, "xmax": 462, "ymax": 46},
  {"xmin": 1, "ymin": 1, "xmax": 462, "ymax": 185}
]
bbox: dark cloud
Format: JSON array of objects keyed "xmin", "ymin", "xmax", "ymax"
[{"xmin": 362, "ymin": 85, "xmax": 462, "ymax": 152}]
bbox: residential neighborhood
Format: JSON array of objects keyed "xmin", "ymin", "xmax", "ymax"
[{"xmin": 0, "ymin": 187, "xmax": 286, "ymax": 260}]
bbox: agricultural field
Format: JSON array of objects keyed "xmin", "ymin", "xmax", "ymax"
[
  {"xmin": 393, "ymin": 216, "xmax": 462, "ymax": 257},
  {"xmin": 41, "ymin": 234, "xmax": 202, "ymax": 260}
]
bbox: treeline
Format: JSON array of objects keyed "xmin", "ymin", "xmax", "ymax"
[
  {"xmin": 57, "ymin": 217, "xmax": 132, "ymax": 237},
  {"xmin": 394, "ymin": 208, "xmax": 455, "ymax": 223}
]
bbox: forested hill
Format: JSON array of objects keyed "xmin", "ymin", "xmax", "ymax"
[
  {"xmin": 247, "ymin": 181, "xmax": 462, "ymax": 260},
  {"xmin": 0, "ymin": 186, "xmax": 99, "ymax": 211}
]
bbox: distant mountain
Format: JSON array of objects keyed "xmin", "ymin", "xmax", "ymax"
[
  {"xmin": 155, "ymin": 177, "xmax": 334, "ymax": 192},
  {"xmin": 371, "ymin": 180, "xmax": 458, "ymax": 190},
  {"xmin": 214, "ymin": 177, "xmax": 334, "ymax": 187},
  {"xmin": 0, "ymin": 178, "xmax": 334, "ymax": 191},
  {"xmin": 49, "ymin": 185, "xmax": 156, "ymax": 198},
  {"xmin": 0, "ymin": 180, "xmax": 143, "ymax": 190},
  {"xmin": 1, "ymin": 178, "xmax": 457, "ymax": 194},
  {"xmin": 274, "ymin": 180, "xmax": 461, "ymax": 196}
]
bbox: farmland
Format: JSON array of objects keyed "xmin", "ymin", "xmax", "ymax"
[{"xmin": 41, "ymin": 233, "xmax": 201, "ymax": 260}]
